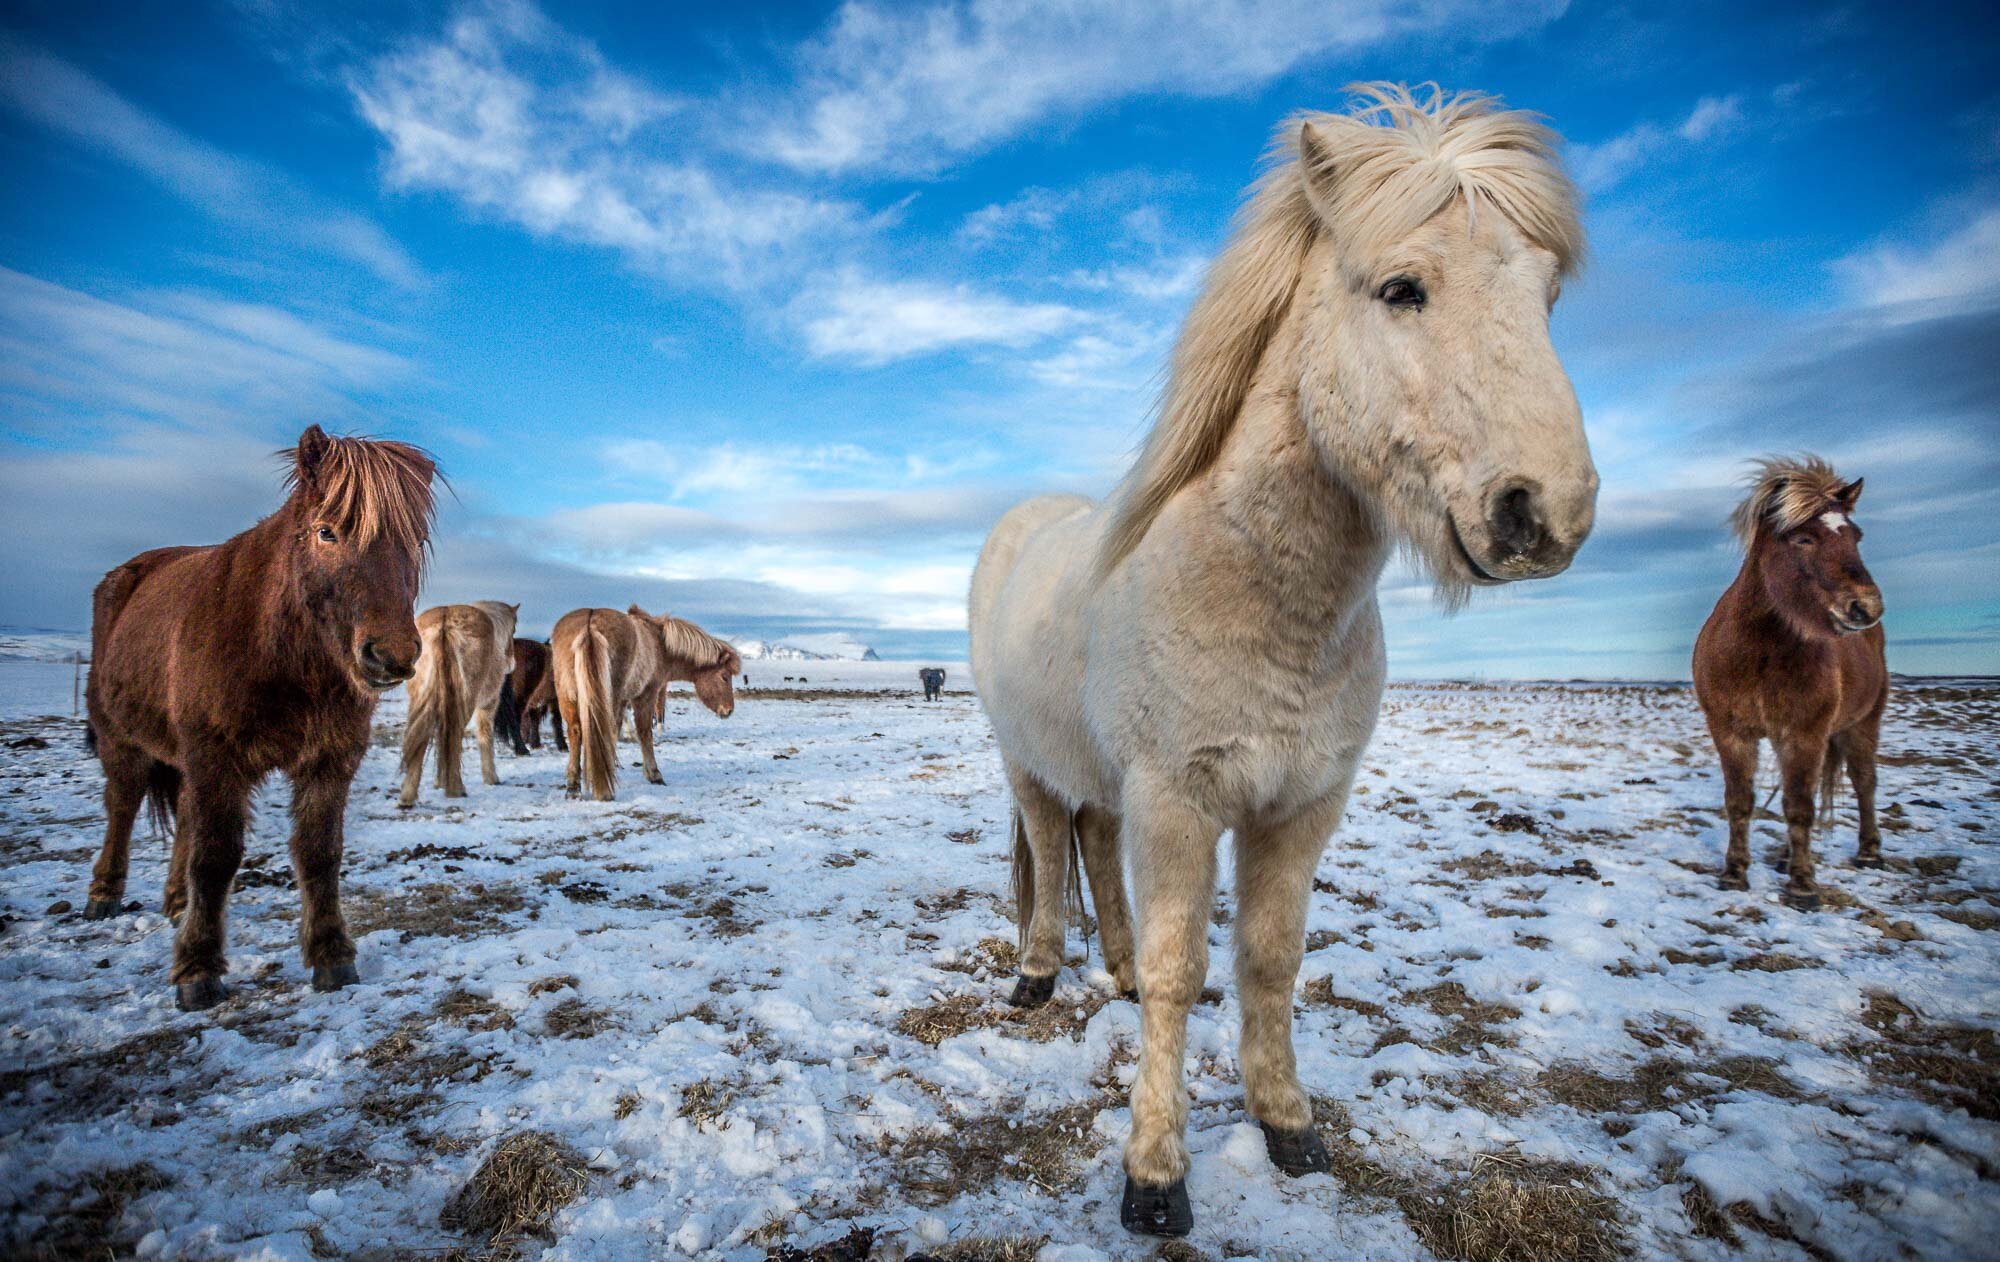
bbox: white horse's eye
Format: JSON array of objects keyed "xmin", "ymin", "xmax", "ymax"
[{"xmin": 1377, "ymin": 276, "xmax": 1426, "ymax": 309}]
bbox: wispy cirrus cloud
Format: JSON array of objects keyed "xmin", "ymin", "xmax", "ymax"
[
  {"xmin": 1568, "ymin": 93, "xmax": 1747, "ymax": 194},
  {"xmin": 1832, "ymin": 206, "xmax": 2000, "ymax": 312},
  {"xmin": 349, "ymin": 0, "xmax": 862, "ymax": 292},
  {"xmin": 793, "ymin": 270, "xmax": 1082, "ymax": 363},
  {"xmin": 756, "ymin": 0, "xmax": 1567, "ymax": 176},
  {"xmin": 0, "ymin": 37, "xmax": 426, "ymax": 290}
]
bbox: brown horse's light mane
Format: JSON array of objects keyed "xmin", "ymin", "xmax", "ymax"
[
  {"xmin": 658, "ymin": 616, "xmax": 739, "ymax": 671},
  {"xmin": 1730, "ymin": 455, "xmax": 1849, "ymax": 545},
  {"xmin": 284, "ymin": 428, "xmax": 438, "ymax": 558},
  {"xmin": 1095, "ymin": 82, "xmax": 1584, "ymax": 578}
]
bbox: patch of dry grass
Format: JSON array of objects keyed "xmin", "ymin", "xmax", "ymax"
[
  {"xmin": 440, "ymin": 1132, "xmax": 589, "ymax": 1247},
  {"xmin": 1845, "ymin": 994, "xmax": 2000, "ymax": 1121},
  {"xmin": 345, "ymin": 881, "xmax": 528, "ymax": 941},
  {"xmin": 544, "ymin": 997, "xmax": 615, "ymax": 1040},
  {"xmin": 12, "ymin": 1162, "xmax": 171, "ymax": 1261},
  {"xmin": 1539, "ymin": 1055, "xmax": 1799, "ymax": 1116},
  {"xmin": 1402, "ymin": 1154, "xmax": 1622, "ymax": 1262},
  {"xmin": 895, "ymin": 989, "xmax": 1110, "ymax": 1047},
  {"xmin": 679, "ymin": 1079, "xmax": 738, "ymax": 1127},
  {"xmin": 891, "ymin": 1102, "xmax": 1103, "ymax": 1201}
]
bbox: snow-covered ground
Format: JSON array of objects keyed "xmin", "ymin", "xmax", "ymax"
[{"xmin": 1, "ymin": 666, "xmax": 1995, "ymax": 1260}]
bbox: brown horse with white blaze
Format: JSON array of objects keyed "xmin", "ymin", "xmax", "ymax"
[
  {"xmin": 1694, "ymin": 456, "xmax": 1887, "ymax": 911},
  {"xmin": 84, "ymin": 426, "xmax": 436, "ymax": 1010},
  {"xmin": 550, "ymin": 606, "xmax": 739, "ymax": 800}
]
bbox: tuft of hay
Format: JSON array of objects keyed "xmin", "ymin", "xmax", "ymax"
[
  {"xmin": 1539, "ymin": 1055, "xmax": 1798, "ymax": 1116},
  {"xmin": 612, "ymin": 1090, "xmax": 643, "ymax": 1120},
  {"xmin": 544, "ymin": 997, "xmax": 615, "ymax": 1040},
  {"xmin": 926, "ymin": 1236, "xmax": 1052, "ymax": 1262},
  {"xmin": 890, "ymin": 1103, "xmax": 1103, "ymax": 1202},
  {"xmin": 895, "ymin": 989, "xmax": 1108, "ymax": 1047},
  {"xmin": 15, "ymin": 1163, "xmax": 172, "ymax": 1261},
  {"xmin": 679, "ymin": 1079, "xmax": 737, "ymax": 1127},
  {"xmin": 1846, "ymin": 994, "xmax": 2000, "ymax": 1120},
  {"xmin": 1399, "ymin": 1154, "xmax": 1622, "ymax": 1262},
  {"xmin": 440, "ymin": 1131, "xmax": 589, "ymax": 1245}
]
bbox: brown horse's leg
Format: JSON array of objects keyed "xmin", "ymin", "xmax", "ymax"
[
  {"xmin": 1775, "ymin": 736, "xmax": 1823, "ymax": 911},
  {"xmin": 636, "ymin": 687, "xmax": 665, "ymax": 785},
  {"xmin": 289, "ymin": 754, "xmax": 360, "ymax": 992},
  {"xmin": 164, "ymin": 785, "xmax": 194, "ymax": 924},
  {"xmin": 1006, "ymin": 763, "xmax": 1076, "ymax": 1002},
  {"xmin": 475, "ymin": 705, "xmax": 500, "ymax": 785},
  {"xmin": 86, "ymin": 741, "xmax": 151, "ymax": 919},
  {"xmin": 1075, "ymin": 802, "xmax": 1135, "ymax": 996},
  {"xmin": 1846, "ymin": 720, "xmax": 1884, "ymax": 868},
  {"xmin": 1232, "ymin": 795, "xmax": 1344, "ymax": 1178},
  {"xmin": 560, "ymin": 693, "xmax": 583, "ymax": 795},
  {"xmin": 524, "ymin": 707, "xmax": 542, "ymax": 751},
  {"xmin": 1712, "ymin": 727, "xmax": 1757, "ymax": 891},
  {"xmin": 551, "ymin": 705, "xmax": 567, "ymax": 752},
  {"xmin": 171, "ymin": 774, "xmax": 249, "ymax": 1010}
]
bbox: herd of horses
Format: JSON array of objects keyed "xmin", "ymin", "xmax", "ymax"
[{"xmin": 71, "ymin": 85, "xmax": 1891, "ymax": 1239}]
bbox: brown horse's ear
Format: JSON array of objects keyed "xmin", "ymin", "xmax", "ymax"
[
  {"xmin": 628, "ymin": 603, "xmax": 651, "ymax": 619},
  {"xmin": 294, "ymin": 425, "xmax": 332, "ymax": 490},
  {"xmin": 510, "ymin": 603, "xmax": 521, "ymax": 615},
  {"xmin": 1836, "ymin": 478, "xmax": 1864, "ymax": 510}
]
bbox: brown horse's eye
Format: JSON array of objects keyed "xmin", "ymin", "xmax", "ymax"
[
  {"xmin": 316, "ymin": 526, "xmax": 338, "ymax": 544},
  {"xmin": 1378, "ymin": 276, "xmax": 1426, "ymax": 309},
  {"xmin": 1789, "ymin": 532, "xmax": 1815, "ymax": 548}
]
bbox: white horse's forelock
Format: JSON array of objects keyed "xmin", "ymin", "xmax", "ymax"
[{"xmin": 1097, "ymin": 82, "xmax": 1584, "ymax": 577}]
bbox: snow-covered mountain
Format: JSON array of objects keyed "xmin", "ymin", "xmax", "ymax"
[
  {"xmin": 0, "ymin": 627, "xmax": 91, "ymax": 662},
  {"xmin": 728, "ymin": 634, "xmax": 880, "ymax": 662}
]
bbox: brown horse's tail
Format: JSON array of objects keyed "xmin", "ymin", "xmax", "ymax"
[
  {"xmin": 573, "ymin": 619, "xmax": 617, "ymax": 800},
  {"xmin": 434, "ymin": 617, "xmax": 468, "ymax": 796},
  {"xmin": 1008, "ymin": 803, "xmax": 1088, "ymax": 960},
  {"xmin": 1818, "ymin": 738, "xmax": 1845, "ymax": 829},
  {"xmin": 145, "ymin": 763, "xmax": 180, "ymax": 840}
]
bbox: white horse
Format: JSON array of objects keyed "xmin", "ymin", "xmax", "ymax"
[{"xmin": 969, "ymin": 84, "xmax": 1596, "ymax": 1237}]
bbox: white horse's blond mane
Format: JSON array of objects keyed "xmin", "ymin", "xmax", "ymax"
[
  {"xmin": 1731, "ymin": 454, "xmax": 1850, "ymax": 543},
  {"xmin": 1096, "ymin": 82, "xmax": 1584, "ymax": 577}
]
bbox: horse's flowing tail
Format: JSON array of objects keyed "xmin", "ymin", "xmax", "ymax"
[
  {"xmin": 573, "ymin": 621, "xmax": 617, "ymax": 800},
  {"xmin": 1818, "ymin": 738, "xmax": 1845, "ymax": 829},
  {"xmin": 435, "ymin": 619, "xmax": 468, "ymax": 796},
  {"xmin": 1009, "ymin": 804, "xmax": 1088, "ymax": 960},
  {"xmin": 145, "ymin": 763, "xmax": 180, "ymax": 840}
]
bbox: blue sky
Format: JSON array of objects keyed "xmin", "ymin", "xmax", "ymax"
[{"xmin": 1, "ymin": 0, "xmax": 1994, "ymax": 673}]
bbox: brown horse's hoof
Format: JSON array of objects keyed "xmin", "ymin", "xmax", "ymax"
[
  {"xmin": 176, "ymin": 978, "xmax": 227, "ymax": 1011},
  {"xmin": 312, "ymin": 962, "xmax": 361, "ymax": 992},
  {"xmin": 1260, "ymin": 1121, "xmax": 1332, "ymax": 1176},
  {"xmin": 1852, "ymin": 856, "xmax": 1886, "ymax": 870},
  {"xmin": 1718, "ymin": 872, "xmax": 1749, "ymax": 892},
  {"xmin": 1009, "ymin": 972, "xmax": 1057, "ymax": 1008},
  {"xmin": 83, "ymin": 898, "xmax": 122, "ymax": 920},
  {"xmin": 1120, "ymin": 1175, "xmax": 1192, "ymax": 1237},
  {"xmin": 1780, "ymin": 888, "xmax": 1821, "ymax": 912}
]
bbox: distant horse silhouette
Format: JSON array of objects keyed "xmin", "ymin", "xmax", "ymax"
[
  {"xmin": 550, "ymin": 606, "xmax": 739, "ymax": 800},
  {"xmin": 1694, "ymin": 456, "xmax": 1887, "ymax": 910},
  {"xmin": 495, "ymin": 637, "xmax": 556, "ymax": 754},
  {"xmin": 919, "ymin": 667, "xmax": 946, "ymax": 701},
  {"xmin": 398, "ymin": 601, "xmax": 519, "ymax": 808},
  {"xmin": 970, "ymin": 85, "xmax": 1593, "ymax": 1235},
  {"xmin": 85, "ymin": 426, "xmax": 435, "ymax": 1010}
]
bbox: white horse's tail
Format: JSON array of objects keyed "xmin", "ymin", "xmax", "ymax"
[{"xmin": 1009, "ymin": 804, "xmax": 1089, "ymax": 959}]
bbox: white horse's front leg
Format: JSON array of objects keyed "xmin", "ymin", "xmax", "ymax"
[
  {"xmin": 1121, "ymin": 782, "xmax": 1221, "ymax": 1237},
  {"xmin": 1234, "ymin": 796, "xmax": 1343, "ymax": 1174}
]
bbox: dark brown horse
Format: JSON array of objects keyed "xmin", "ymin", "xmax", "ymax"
[
  {"xmin": 495, "ymin": 637, "xmax": 555, "ymax": 755},
  {"xmin": 513, "ymin": 639, "xmax": 569, "ymax": 753},
  {"xmin": 1693, "ymin": 456, "xmax": 1887, "ymax": 910},
  {"xmin": 85, "ymin": 425, "xmax": 437, "ymax": 1010}
]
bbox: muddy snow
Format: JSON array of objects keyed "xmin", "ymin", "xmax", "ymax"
[{"xmin": 2, "ymin": 663, "xmax": 1996, "ymax": 1260}]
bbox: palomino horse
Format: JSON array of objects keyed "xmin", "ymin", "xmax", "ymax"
[
  {"xmin": 495, "ymin": 637, "xmax": 556, "ymax": 754},
  {"xmin": 970, "ymin": 84, "xmax": 1594, "ymax": 1236},
  {"xmin": 1694, "ymin": 456, "xmax": 1887, "ymax": 910},
  {"xmin": 85, "ymin": 426, "xmax": 436, "ymax": 1011},
  {"xmin": 398, "ymin": 601, "xmax": 519, "ymax": 808},
  {"xmin": 550, "ymin": 606, "xmax": 739, "ymax": 800}
]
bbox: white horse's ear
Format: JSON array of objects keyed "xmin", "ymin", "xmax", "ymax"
[
  {"xmin": 1299, "ymin": 119, "xmax": 1340, "ymax": 216},
  {"xmin": 1836, "ymin": 478, "xmax": 1864, "ymax": 509}
]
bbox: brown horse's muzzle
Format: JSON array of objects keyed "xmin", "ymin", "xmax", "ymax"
[
  {"xmin": 356, "ymin": 633, "xmax": 421, "ymax": 689},
  {"xmin": 1832, "ymin": 586, "xmax": 1884, "ymax": 635}
]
